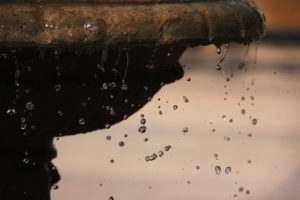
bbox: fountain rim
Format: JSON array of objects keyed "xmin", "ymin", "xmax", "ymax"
[{"xmin": 0, "ymin": 0, "xmax": 265, "ymax": 48}]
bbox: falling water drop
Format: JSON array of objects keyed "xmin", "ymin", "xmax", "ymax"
[
  {"xmin": 52, "ymin": 185, "xmax": 59, "ymax": 190},
  {"xmin": 106, "ymin": 135, "xmax": 112, "ymax": 141},
  {"xmin": 252, "ymin": 118, "xmax": 258, "ymax": 125},
  {"xmin": 118, "ymin": 141, "xmax": 125, "ymax": 147},
  {"xmin": 7, "ymin": 108, "xmax": 16, "ymax": 115},
  {"xmin": 138, "ymin": 126, "xmax": 147, "ymax": 133},
  {"xmin": 241, "ymin": 109, "xmax": 246, "ymax": 115},
  {"xmin": 182, "ymin": 127, "xmax": 189, "ymax": 133},
  {"xmin": 164, "ymin": 145, "xmax": 171, "ymax": 151},
  {"xmin": 140, "ymin": 118, "xmax": 146, "ymax": 125},
  {"xmin": 78, "ymin": 118, "xmax": 86, "ymax": 125},
  {"xmin": 215, "ymin": 166, "xmax": 221, "ymax": 175},
  {"xmin": 183, "ymin": 96, "xmax": 189, "ymax": 103},
  {"xmin": 225, "ymin": 167, "xmax": 232, "ymax": 174},
  {"xmin": 158, "ymin": 151, "xmax": 164, "ymax": 157},
  {"xmin": 25, "ymin": 101, "xmax": 35, "ymax": 111}
]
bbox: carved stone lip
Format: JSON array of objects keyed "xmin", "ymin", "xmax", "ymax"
[{"xmin": 0, "ymin": 0, "xmax": 265, "ymax": 48}]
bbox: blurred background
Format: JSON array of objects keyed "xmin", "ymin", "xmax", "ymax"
[{"xmin": 52, "ymin": 1, "xmax": 300, "ymax": 200}]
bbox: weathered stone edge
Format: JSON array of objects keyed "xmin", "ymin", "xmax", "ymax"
[{"xmin": 0, "ymin": 1, "xmax": 265, "ymax": 48}]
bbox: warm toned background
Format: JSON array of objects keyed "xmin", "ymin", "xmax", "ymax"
[{"xmin": 254, "ymin": 0, "xmax": 300, "ymax": 31}]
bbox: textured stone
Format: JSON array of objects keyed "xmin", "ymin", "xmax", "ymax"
[{"xmin": 0, "ymin": 0, "xmax": 265, "ymax": 47}]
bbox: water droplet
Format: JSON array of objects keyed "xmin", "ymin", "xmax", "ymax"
[
  {"xmin": 173, "ymin": 105, "xmax": 178, "ymax": 110},
  {"xmin": 186, "ymin": 77, "xmax": 191, "ymax": 82},
  {"xmin": 138, "ymin": 126, "xmax": 147, "ymax": 133},
  {"xmin": 225, "ymin": 167, "xmax": 231, "ymax": 174},
  {"xmin": 7, "ymin": 108, "xmax": 16, "ymax": 115},
  {"xmin": 140, "ymin": 114, "xmax": 145, "ymax": 118},
  {"xmin": 238, "ymin": 187, "xmax": 244, "ymax": 192},
  {"xmin": 158, "ymin": 151, "xmax": 164, "ymax": 157},
  {"xmin": 215, "ymin": 166, "xmax": 221, "ymax": 175},
  {"xmin": 250, "ymin": 96, "xmax": 255, "ymax": 101},
  {"xmin": 106, "ymin": 135, "xmax": 112, "ymax": 141},
  {"xmin": 233, "ymin": 194, "xmax": 238, "ymax": 199},
  {"xmin": 121, "ymin": 83, "xmax": 128, "ymax": 90},
  {"xmin": 245, "ymin": 190, "xmax": 250, "ymax": 195},
  {"xmin": 164, "ymin": 145, "xmax": 171, "ymax": 152},
  {"xmin": 140, "ymin": 118, "xmax": 146, "ymax": 125},
  {"xmin": 182, "ymin": 127, "xmax": 189, "ymax": 133},
  {"xmin": 54, "ymin": 84, "xmax": 62, "ymax": 92},
  {"xmin": 108, "ymin": 197, "xmax": 114, "ymax": 200},
  {"xmin": 105, "ymin": 123, "xmax": 111, "ymax": 129},
  {"xmin": 23, "ymin": 158, "xmax": 29, "ymax": 164},
  {"xmin": 238, "ymin": 62, "xmax": 245, "ymax": 70},
  {"xmin": 110, "ymin": 159, "xmax": 115, "ymax": 164},
  {"xmin": 183, "ymin": 96, "xmax": 189, "ymax": 103},
  {"xmin": 57, "ymin": 110, "xmax": 63, "ymax": 116},
  {"xmin": 241, "ymin": 109, "xmax": 246, "ymax": 115},
  {"xmin": 229, "ymin": 119, "xmax": 233, "ymax": 123},
  {"xmin": 21, "ymin": 122, "xmax": 27, "ymax": 130},
  {"xmin": 118, "ymin": 141, "xmax": 125, "ymax": 147},
  {"xmin": 241, "ymin": 96, "xmax": 245, "ymax": 101},
  {"xmin": 216, "ymin": 64, "xmax": 222, "ymax": 71},
  {"xmin": 222, "ymin": 115, "xmax": 226, "ymax": 120},
  {"xmin": 196, "ymin": 165, "xmax": 200, "ymax": 170},
  {"xmin": 252, "ymin": 118, "xmax": 257, "ymax": 125},
  {"xmin": 52, "ymin": 185, "xmax": 59, "ymax": 190},
  {"xmin": 25, "ymin": 101, "xmax": 35, "ymax": 111},
  {"xmin": 78, "ymin": 118, "xmax": 85, "ymax": 125},
  {"xmin": 216, "ymin": 46, "xmax": 221, "ymax": 55}
]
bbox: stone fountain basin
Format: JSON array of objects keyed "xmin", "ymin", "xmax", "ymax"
[{"xmin": 0, "ymin": 0, "xmax": 265, "ymax": 47}]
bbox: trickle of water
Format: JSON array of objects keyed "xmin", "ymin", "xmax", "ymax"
[
  {"xmin": 215, "ymin": 165, "xmax": 221, "ymax": 175},
  {"xmin": 252, "ymin": 118, "xmax": 258, "ymax": 125},
  {"xmin": 7, "ymin": 108, "xmax": 16, "ymax": 115},
  {"xmin": 138, "ymin": 126, "xmax": 147, "ymax": 133},
  {"xmin": 78, "ymin": 118, "xmax": 86, "ymax": 125},
  {"xmin": 225, "ymin": 166, "xmax": 232, "ymax": 174},
  {"xmin": 25, "ymin": 101, "xmax": 35, "ymax": 111}
]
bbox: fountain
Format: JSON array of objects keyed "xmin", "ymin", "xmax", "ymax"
[{"xmin": 0, "ymin": 0, "xmax": 265, "ymax": 199}]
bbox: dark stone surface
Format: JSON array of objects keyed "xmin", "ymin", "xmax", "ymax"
[{"xmin": 0, "ymin": 0, "xmax": 265, "ymax": 47}]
